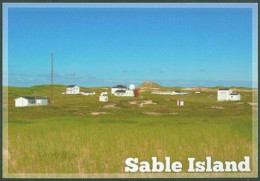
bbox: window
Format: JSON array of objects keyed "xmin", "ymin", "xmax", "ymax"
[{"xmin": 28, "ymin": 99, "xmax": 35, "ymax": 104}]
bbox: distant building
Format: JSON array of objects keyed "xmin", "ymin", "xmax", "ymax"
[
  {"xmin": 195, "ymin": 91, "xmax": 201, "ymax": 94},
  {"xmin": 111, "ymin": 85, "xmax": 127, "ymax": 94},
  {"xmin": 81, "ymin": 91, "xmax": 95, "ymax": 96},
  {"xmin": 151, "ymin": 91, "xmax": 188, "ymax": 95},
  {"xmin": 228, "ymin": 92, "xmax": 241, "ymax": 101},
  {"xmin": 15, "ymin": 96, "xmax": 48, "ymax": 107},
  {"xmin": 114, "ymin": 90, "xmax": 134, "ymax": 97},
  {"xmin": 177, "ymin": 99, "xmax": 184, "ymax": 106},
  {"xmin": 66, "ymin": 85, "xmax": 80, "ymax": 94},
  {"xmin": 99, "ymin": 94, "xmax": 108, "ymax": 102},
  {"xmin": 217, "ymin": 88, "xmax": 241, "ymax": 101}
]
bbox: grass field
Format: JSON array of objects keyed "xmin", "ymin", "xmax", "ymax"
[{"xmin": 6, "ymin": 84, "xmax": 257, "ymax": 173}]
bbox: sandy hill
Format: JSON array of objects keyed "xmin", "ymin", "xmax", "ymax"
[{"xmin": 138, "ymin": 82, "xmax": 162, "ymax": 91}]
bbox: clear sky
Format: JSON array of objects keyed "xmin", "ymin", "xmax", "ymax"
[{"xmin": 6, "ymin": 5, "xmax": 256, "ymax": 87}]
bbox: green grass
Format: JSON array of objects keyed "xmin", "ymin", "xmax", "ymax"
[{"xmin": 7, "ymin": 85, "xmax": 254, "ymax": 173}]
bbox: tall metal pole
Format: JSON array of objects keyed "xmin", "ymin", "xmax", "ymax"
[{"xmin": 51, "ymin": 53, "xmax": 54, "ymax": 105}]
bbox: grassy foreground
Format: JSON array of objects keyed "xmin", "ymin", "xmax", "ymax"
[{"xmin": 6, "ymin": 85, "xmax": 255, "ymax": 173}]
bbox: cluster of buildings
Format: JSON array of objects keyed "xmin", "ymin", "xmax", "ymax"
[{"xmin": 14, "ymin": 85, "xmax": 241, "ymax": 107}]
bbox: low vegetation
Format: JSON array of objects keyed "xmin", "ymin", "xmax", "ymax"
[{"xmin": 6, "ymin": 83, "xmax": 255, "ymax": 173}]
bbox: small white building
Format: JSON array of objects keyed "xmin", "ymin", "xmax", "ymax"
[
  {"xmin": 15, "ymin": 96, "xmax": 48, "ymax": 107},
  {"xmin": 111, "ymin": 85, "xmax": 127, "ymax": 94},
  {"xmin": 177, "ymin": 99, "xmax": 184, "ymax": 106},
  {"xmin": 66, "ymin": 85, "xmax": 80, "ymax": 94},
  {"xmin": 81, "ymin": 91, "xmax": 95, "ymax": 96},
  {"xmin": 151, "ymin": 91, "xmax": 188, "ymax": 95},
  {"xmin": 228, "ymin": 92, "xmax": 241, "ymax": 101},
  {"xmin": 217, "ymin": 88, "xmax": 241, "ymax": 101},
  {"xmin": 195, "ymin": 91, "xmax": 201, "ymax": 94},
  {"xmin": 99, "ymin": 95, "xmax": 108, "ymax": 102}
]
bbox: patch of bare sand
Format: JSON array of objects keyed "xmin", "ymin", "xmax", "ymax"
[
  {"xmin": 248, "ymin": 102, "xmax": 258, "ymax": 106},
  {"xmin": 73, "ymin": 112, "xmax": 85, "ymax": 116},
  {"xmin": 91, "ymin": 112, "xmax": 107, "ymax": 116},
  {"xmin": 128, "ymin": 101, "xmax": 138, "ymax": 105},
  {"xmin": 128, "ymin": 100, "xmax": 157, "ymax": 105},
  {"xmin": 143, "ymin": 112, "xmax": 161, "ymax": 115},
  {"xmin": 103, "ymin": 104, "xmax": 118, "ymax": 108},
  {"xmin": 143, "ymin": 100, "xmax": 157, "ymax": 104},
  {"xmin": 170, "ymin": 112, "xmax": 178, "ymax": 115},
  {"xmin": 150, "ymin": 88, "xmax": 160, "ymax": 90},
  {"xmin": 211, "ymin": 106, "xmax": 225, "ymax": 109}
]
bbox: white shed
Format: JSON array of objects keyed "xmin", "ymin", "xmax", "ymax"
[
  {"xmin": 66, "ymin": 85, "xmax": 80, "ymax": 94},
  {"xmin": 15, "ymin": 96, "xmax": 48, "ymax": 107},
  {"xmin": 228, "ymin": 92, "xmax": 241, "ymax": 101},
  {"xmin": 99, "ymin": 95, "xmax": 108, "ymax": 102},
  {"xmin": 177, "ymin": 99, "xmax": 184, "ymax": 106}
]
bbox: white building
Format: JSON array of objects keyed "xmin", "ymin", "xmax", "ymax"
[
  {"xmin": 81, "ymin": 91, "xmax": 95, "ymax": 96},
  {"xmin": 66, "ymin": 85, "xmax": 80, "ymax": 94},
  {"xmin": 114, "ymin": 90, "xmax": 134, "ymax": 97},
  {"xmin": 99, "ymin": 95, "xmax": 108, "ymax": 102},
  {"xmin": 177, "ymin": 99, "xmax": 184, "ymax": 106},
  {"xmin": 15, "ymin": 96, "xmax": 48, "ymax": 107},
  {"xmin": 111, "ymin": 85, "xmax": 127, "ymax": 94},
  {"xmin": 217, "ymin": 88, "xmax": 241, "ymax": 101},
  {"xmin": 228, "ymin": 92, "xmax": 241, "ymax": 101},
  {"xmin": 151, "ymin": 91, "xmax": 188, "ymax": 95}
]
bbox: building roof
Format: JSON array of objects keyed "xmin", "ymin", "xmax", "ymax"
[
  {"xmin": 67, "ymin": 85, "xmax": 77, "ymax": 88},
  {"xmin": 115, "ymin": 90, "xmax": 126, "ymax": 93},
  {"xmin": 17, "ymin": 96, "xmax": 48, "ymax": 100},
  {"xmin": 112, "ymin": 85, "xmax": 126, "ymax": 88},
  {"xmin": 218, "ymin": 88, "xmax": 230, "ymax": 90}
]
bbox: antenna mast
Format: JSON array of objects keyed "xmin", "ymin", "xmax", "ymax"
[{"xmin": 50, "ymin": 53, "xmax": 54, "ymax": 104}]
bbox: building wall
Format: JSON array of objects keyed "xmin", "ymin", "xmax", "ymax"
[
  {"xmin": 36, "ymin": 99, "xmax": 48, "ymax": 105},
  {"xmin": 228, "ymin": 94, "xmax": 241, "ymax": 101},
  {"xmin": 177, "ymin": 100, "xmax": 184, "ymax": 106},
  {"xmin": 217, "ymin": 90, "xmax": 232, "ymax": 101},
  {"xmin": 114, "ymin": 90, "xmax": 134, "ymax": 97},
  {"xmin": 66, "ymin": 86, "xmax": 80, "ymax": 94},
  {"xmin": 99, "ymin": 95, "xmax": 108, "ymax": 102},
  {"xmin": 111, "ymin": 88, "xmax": 126, "ymax": 94},
  {"xmin": 15, "ymin": 98, "xmax": 29, "ymax": 107}
]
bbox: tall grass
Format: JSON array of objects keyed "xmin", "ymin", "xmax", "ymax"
[{"xmin": 7, "ymin": 85, "xmax": 254, "ymax": 173}]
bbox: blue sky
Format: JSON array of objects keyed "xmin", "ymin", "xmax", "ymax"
[{"xmin": 6, "ymin": 5, "xmax": 256, "ymax": 87}]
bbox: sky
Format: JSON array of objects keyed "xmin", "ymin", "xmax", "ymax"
[{"xmin": 6, "ymin": 5, "xmax": 256, "ymax": 87}]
